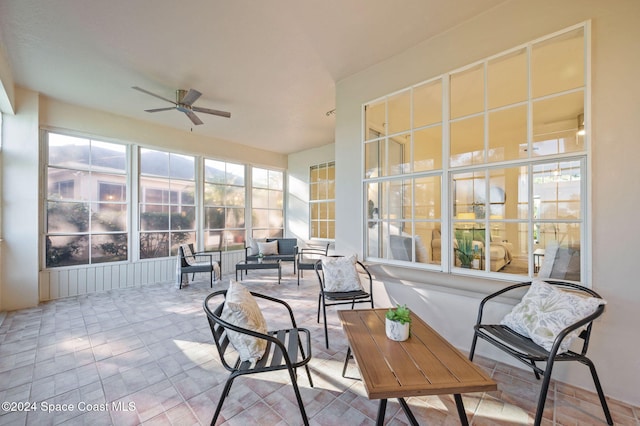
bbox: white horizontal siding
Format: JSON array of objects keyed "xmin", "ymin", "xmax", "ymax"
[{"xmin": 38, "ymin": 250, "xmax": 247, "ymax": 301}]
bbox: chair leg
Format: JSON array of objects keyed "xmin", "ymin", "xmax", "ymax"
[
  {"xmin": 322, "ymin": 300, "xmax": 329, "ymax": 349},
  {"xmin": 585, "ymin": 358, "xmax": 614, "ymax": 425},
  {"xmin": 317, "ymin": 294, "xmax": 322, "ymax": 323},
  {"xmin": 468, "ymin": 333, "xmax": 478, "ymax": 361},
  {"xmin": 286, "ymin": 368, "xmax": 310, "ymax": 426},
  {"xmin": 534, "ymin": 358, "xmax": 556, "ymax": 426},
  {"xmin": 211, "ymin": 376, "xmax": 236, "ymax": 426},
  {"xmin": 342, "ymin": 347, "xmax": 352, "ymax": 378}
]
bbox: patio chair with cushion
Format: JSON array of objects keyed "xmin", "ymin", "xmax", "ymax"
[
  {"xmin": 469, "ymin": 279, "xmax": 612, "ymax": 426},
  {"xmin": 203, "ymin": 282, "xmax": 314, "ymax": 425},
  {"xmin": 177, "ymin": 243, "xmax": 221, "ymax": 289},
  {"xmin": 314, "ymin": 255, "xmax": 374, "ymax": 348}
]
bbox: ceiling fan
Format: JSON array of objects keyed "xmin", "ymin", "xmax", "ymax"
[{"xmin": 132, "ymin": 86, "xmax": 231, "ymax": 125}]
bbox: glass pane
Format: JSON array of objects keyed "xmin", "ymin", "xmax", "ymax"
[
  {"xmin": 252, "ymin": 188, "xmax": 269, "ymax": 208},
  {"xmin": 205, "ymin": 207, "xmax": 224, "ymax": 229},
  {"xmin": 450, "ymin": 115, "xmax": 484, "ymax": 167},
  {"xmin": 533, "ymin": 91, "xmax": 584, "ymax": 155},
  {"xmin": 140, "ymin": 176, "xmax": 170, "ymax": 203},
  {"xmin": 92, "ymin": 203, "xmax": 127, "ymax": 232},
  {"xmin": 169, "ymin": 153, "xmax": 194, "ymax": 180},
  {"xmin": 46, "ymin": 235, "xmax": 89, "ymax": 268},
  {"xmin": 252, "ymin": 167, "xmax": 269, "ymax": 188},
  {"xmin": 226, "ymin": 208, "xmax": 245, "ymax": 228},
  {"xmin": 170, "ymin": 232, "xmax": 195, "ymax": 256},
  {"xmin": 269, "ymin": 210, "xmax": 284, "ymax": 228},
  {"xmin": 226, "ymin": 230, "xmax": 246, "ymax": 251},
  {"xmin": 225, "ymin": 186, "xmax": 245, "ymax": 207},
  {"xmin": 47, "ymin": 201, "xmax": 90, "ymax": 233},
  {"xmin": 205, "ymin": 230, "xmax": 223, "ymax": 251},
  {"xmin": 48, "ymin": 133, "xmax": 90, "ymax": 169},
  {"xmin": 227, "ymin": 163, "xmax": 245, "ymax": 185},
  {"xmin": 252, "ymin": 209, "xmax": 268, "ymax": 228},
  {"xmin": 269, "ymin": 189, "xmax": 283, "ymax": 209},
  {"xmin": 532, "ymin": 27, "xmax": 584, "ymax": 98},
  {"xmin": 532, "ymin": 161, "xmax": 581, "ymax": 220},
  {"xmin": 450, "ymin": 64, "xmax": 484, "ymax": 119},
  {"xmin": 48, "ymin": 168, "xmax": 87, "ymax": 200},
  {"xmin": 140, "ymin": 148, "xmax": 169, "ymax": 177},
  {"xmin": 488, "ymin": 167, "xmax": 524, "ymax": 221},
  {"xmin": 204, "ymin": 159, "xmax": 225, "ymax": 183},
  {"xmin": 91, "ymin": 141, "xmax": 126, "ymax": 173},
  {"xmin": 414, "ymin": 176, "xmax": 441, "ymax": 219},
  {"xmin": 140, "ymin": 207, "xmax": 169, "ymax": 231},
  {"xmin": 365, "ymin": 140, "xmax": 382, "ymax": 178},
  {"xmin": 92, "ymin": 173, "xmax": 127, "ymax": 202},
  {"xmin": 388, "ymin": 135, "xmax": 409, "ymax": 175},
  {"xmin": 268, "ymin": 170, "xmax": 283, "ymax": 190},
  {"xmin": 170, "ymin": 180, "xmax": 195, "ymax": 205},
  {"xmin": 318, "ymin": 180, "xmax": 327, "ymax": 199},
  {"xmin": 534, "ymin": 226, "xmax": 581, "ymax": 281},
  {"xmin": 453, "ymin": 171, "xmax": 485, "ymax": 220},
  {"xmin": 91, "ymin": 234, "xmax": 128, "ymax": 263},
  {"xmin": 488, "ymin": 105, "xmax": 527, "ymax": 162},
  {"xmin": 413, "ymin": 126, "xmax": 442, "ymax": 172},
  {"xmin": 388, "ymin": 90, "xmax": 411, "ymax": 135},
  {"xmin": 204, "ymin": 183, "xmax": 224, "ymax": 205},
  {"xmin": 488, "ymin": 48, "xmax": 527, "ymax": 109},
  {"xmin": 365, "ymin": 100, "xmax": 386, "ymax": 140},
  {"xmin": 413, "ymin": 79, "xmax": 442, "ymax": 128},
  {"xmin": 171, "ymin": 206, "xmax": 195, "ymax": 230},
  {"xmin": 139, "ymin": 232, "xmax": 169, "ymax": 259},
  {"xmin": 487, "ymin": 222, "xmax": 528, "ymax": 274}
]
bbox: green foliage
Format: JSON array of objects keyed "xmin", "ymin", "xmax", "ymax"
[
  {"xmin": 455, "ymin": 248, "xmax": 474, "ymax": 267},
  {"xmin": 386, "ymin": 304, "xmax": 412, "ymax": 325}
]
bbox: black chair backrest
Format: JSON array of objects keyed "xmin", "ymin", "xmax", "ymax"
[{"xmin": 203, "ymin": 291, "xmax": 238, "ymax": 372}]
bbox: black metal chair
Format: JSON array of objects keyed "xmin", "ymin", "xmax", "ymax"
[
  {"xmin": 469, "ymin": 280, "xmax": 613, "ymax": 426},
  {"xmin": 203, "ymin": 290, "xmax": 314, "ymax": 426},
  {"xmin": 296, "ymin": 242, "xmax": 330, "ymax": 285},
  {"xmin": 177, "ymin": 243, "xmax": 221, "ymax": 289},
  {"xmin": 314, "ymin": 257, "xmax": 374, "ymax": 349}
]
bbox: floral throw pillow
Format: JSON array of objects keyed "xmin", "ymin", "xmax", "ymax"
[
  {"xmin": 221, "ymin": 280, "xmax": 268, "ymax": 363},
  {"xmin": 500, "ymin": 280, "xmax": 605, "ymax": 353},
  {"xmin": 321, "ymin": 255, "xmax": 363, "ymax": 292}
]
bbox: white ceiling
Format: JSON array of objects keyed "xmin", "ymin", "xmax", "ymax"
[{"xmin": 0, "ymin": 0, "xmax": 507, "ymax": 154}]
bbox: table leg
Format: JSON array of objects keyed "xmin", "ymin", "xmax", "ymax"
[
  {"xmin": 398, "ymin": 398, "xmax": 419, "ymax": 425},
  {"xmin": 342, "ymin": 347, "xmax": 352, "ymax": 378},
  {"xmin": 454, "ymin": 394, "xmax": 469, "ymax": 426},
  {"xmin": 278, "ymin": 264, "xmax": 281, "ymax": 284},
  {"xmin": 376, "ymin": 399, "xmax": 387, "ymax": 426}
]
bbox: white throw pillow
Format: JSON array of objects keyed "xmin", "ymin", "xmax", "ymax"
[
  {"xmin": 220, "ymin": 280, "xmax": 268, "ymax": 362},
  {"xmin": 247, "ymin": 238, "xmax": 263, "ymax": 256},
  {"xmin": 321, "ymin": 255, "xmax": 363, "ymax": 292},
  {"xmin": 257, "ymin": 240, "xmax": 278, "ymax": 256},
  {"xmin": 500, "ymin": 280, "xmax": 605, "ymax": 353}
]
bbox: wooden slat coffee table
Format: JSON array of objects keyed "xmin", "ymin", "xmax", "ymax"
[{"xmin": 338, "ymin": 309, "xmax": 496, "ymax": 425}]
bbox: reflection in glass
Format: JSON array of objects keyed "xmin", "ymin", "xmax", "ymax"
[
  {"xmin": 532, "ymin": 27, "xmax": 584, "ymax": 98},
  {"xmin": 450, "ymin": 64, "xmax": 484, "ymax": 119},
  {"xmin": 450, "ymin": 115, "xmax": 484, "ymax": 166},
  {"xmin": 533, "ymin": 92, "xmax": 584, "ymax": 155},
  {"xmin": 47, "ymin": 201, "xmax": 90, "ymax": 233},
  {"xmin": 413, "ymin": 79, "xmax": 442, "ymax": 128},
  {"xmin": 488, "ymin": 105, "xmax": 527, "ymax": 162},
  {"xmin": 46, "ymin": 235, "xmax": 89, "ymax": 267},
  {"xmin": 91, "ymin": 234, "xmax": 128, "ymax": 263},
  {"xmin": 413, "ymin": 126, "xmax": 442, "ymax": 172},
  {"xmin": 365, "ymin": 100, "xmax": 386, "ymax": 139},
  {"xmin": 48, "ymin": 134, "xmax": 90, "ymax": 168},
  {"xmin": 488, "ymin": 48, "xmax": 527, "ymax": 109},
  {"xmin": 387, "ymin": 90, "xmax": 411, "ymax": 135}
]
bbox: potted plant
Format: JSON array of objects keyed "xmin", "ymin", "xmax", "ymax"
[
  {"xmin": 385, "ymin": 304, "xmax": 412, "ymax": 341},
  {"xmin": 257, "ymin": 252, "xmax": 264, "ymax": 263},
  {"xmin": 455, "ymin": 247, "xmax": 474, "ymax": 268}
]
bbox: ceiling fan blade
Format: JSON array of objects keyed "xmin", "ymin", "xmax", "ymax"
[
  {"xmin": 184, "ymin": 110, "xmax": 204, "ymax": 125},
  {"xmin": 132, "ymin": 86, "xmax": 176, "ymax": 105},
  {"xmin": 192, "ymin": 106, "xmax": 231, "ymax": 118},
  {"xmin": 145, "ymin": 107, "xmax": 176, "ymax": 113},
  {"xmin": 181, "ymin": 89, "xmax": 202, "ymax": 106}
]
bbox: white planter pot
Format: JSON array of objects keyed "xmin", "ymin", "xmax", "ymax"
[{"xmin": 385, "ymin": 318, "xmax": 410, "ymax": 341}]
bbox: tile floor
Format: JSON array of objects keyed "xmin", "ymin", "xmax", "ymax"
[{"xmin": 0, "ymin": 267, "xmax": 638, "ymax": 425}]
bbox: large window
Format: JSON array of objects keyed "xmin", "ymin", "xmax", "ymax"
[
  {"xmin": 251, "ymin": 167, "xmax": 284, "ymax": 239},
  {"xmin": 363, "ymin": 24, "xmax": 588, "ymax": 282},
  {"xmin": 204, "ymin": 159, "xmax": 246, "ymax": 251},
  {"xmin": 139, "ymin": 148, "xmax": 196, "ymax": 259},
  {"xmin": 310, "ymin": 162, "xmax": 335, "ymax": 240},
  {"xmin": 45, "ymin": 132, "xmax": 128, "ymax": 267}
]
